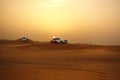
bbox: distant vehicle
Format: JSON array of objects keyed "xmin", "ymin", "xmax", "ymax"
[
  {"xmin": 50, "ymin": 37, "xmax": 68, "ymax": 44},
  {"xmin": 21, "ymin": 36, "xmax": 27, "ymax": 42}
]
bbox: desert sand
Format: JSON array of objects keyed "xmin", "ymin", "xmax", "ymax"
[{"xmin": 0, "ymin": 39, "xmax": 120, "ymax": 80}]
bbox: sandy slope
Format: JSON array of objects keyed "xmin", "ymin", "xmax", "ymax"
[{"xmin": 0, "ymin": 40, "xmax": 120, "ymax": 80}]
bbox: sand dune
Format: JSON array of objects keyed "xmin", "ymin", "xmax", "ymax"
[{"xmin": 0, "ymin": 39, "xmax": 120, "ymax": 80}]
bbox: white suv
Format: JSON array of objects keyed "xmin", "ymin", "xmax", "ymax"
[
  {"xmin": 50, "ymin": 38, "xmax": 68, "ymax": 44},
  {"xmin": 21, "ymin": 37, "xmax": 27, "ymax": 42}
]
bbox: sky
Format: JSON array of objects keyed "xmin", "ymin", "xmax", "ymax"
[{"xmin": 0, "ymin": 0, "xmax": 120, "ymax": 45}]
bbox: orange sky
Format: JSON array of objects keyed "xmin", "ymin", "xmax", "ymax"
[{"xmin": 0, "ymin": 0, "xmax": 120, "ymax": 45}]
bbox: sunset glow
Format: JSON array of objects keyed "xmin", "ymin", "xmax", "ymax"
[
  {"xmin": 36, "ymin": 0, "xmax": 72, "ymax": 8},
  {"xmin": 0, "ymin": 0, "xmax": 120, "ymax": 45},
  {"xmin": 53, "ymin": 36, "xmax": 56, "ymax": 38}
]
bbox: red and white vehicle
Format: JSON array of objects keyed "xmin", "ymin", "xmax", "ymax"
[{"xmin": 50, "ymin": 37, "xmax": 68, "ymax": 44}]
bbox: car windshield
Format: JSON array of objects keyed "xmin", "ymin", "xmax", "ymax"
[
  {"xmin": 53, "ymin": 38, "xmax": 60, "ymax": 40},
  {"xmin": 22, "ymin": 37, "xmax": 26, "ymax": 39}
]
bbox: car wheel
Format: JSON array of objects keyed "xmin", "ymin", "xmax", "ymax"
[
  {"xmin": 59, "ymin": 41, "xmax": 63, "ymax": 44},
  {"xmin": 64, "ymin": 40, "xmax": 68, "ymax": 44}
]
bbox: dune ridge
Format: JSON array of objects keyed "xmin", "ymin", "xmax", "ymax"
[{"xmin": 0, "ymin": 39, "xmax": 120, "ymax": 52}]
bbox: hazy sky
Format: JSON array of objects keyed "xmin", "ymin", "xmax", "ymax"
[{"xmin": 0, "ymin": 0, "xmax": 120, "ymax": 45}]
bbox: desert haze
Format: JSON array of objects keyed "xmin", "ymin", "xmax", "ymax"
[
  {"xmin": 0, "ymin": 39, "xmax": 120, "ymax": 80},
  {"xmin": 1, "ymin": 0, "xmax": 120, "ymax": 45},
  {"xmin": 0, "ymin": 0, "xmax": 120, "ymax": 80}
]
